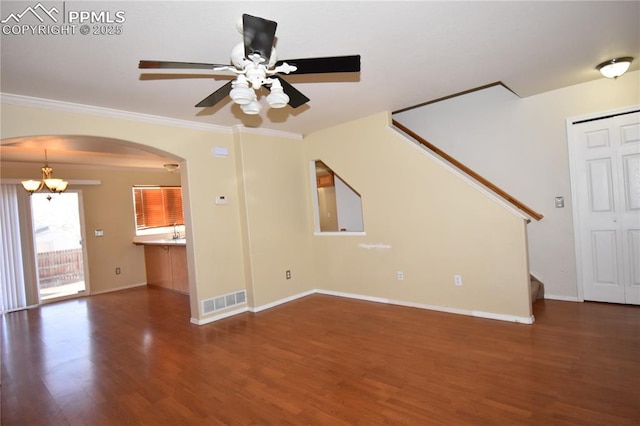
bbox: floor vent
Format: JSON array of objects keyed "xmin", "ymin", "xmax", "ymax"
[{"xmin": 202, "ymin": 290, "xmax": 247, "ymax": 315}]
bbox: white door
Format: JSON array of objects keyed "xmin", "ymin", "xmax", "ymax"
[{"xmin": 569, "ymin": 110, "xmax": 640, "ymax": 304}]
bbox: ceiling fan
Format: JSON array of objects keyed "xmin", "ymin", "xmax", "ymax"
[{"xmin": 139, "ymin": 14, "xmax": 361, "ymax": 115}]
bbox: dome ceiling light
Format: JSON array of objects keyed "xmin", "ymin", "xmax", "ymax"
[{"xmin": 596, "ymin": 57, "xmax": 633, "ymax": 79}]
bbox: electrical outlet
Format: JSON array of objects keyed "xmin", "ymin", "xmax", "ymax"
[
  {"xmin": 286, "ymin": 270, "xmax": 291, "ymax": 280},
  {"xmin": 454, "ymin": 275, "xmax": 462, "ymax": 286},
  {"xmin": 116, "ymin": 267, "xmax": 121, "ymax": 275},
  {"xmin": 397, "ymin": 271, "xmax": 404, "ymax": 280}
]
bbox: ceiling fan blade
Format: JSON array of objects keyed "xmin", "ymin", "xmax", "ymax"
[
  {"xmin": 274, "ymin": 76, "xmax": 310, "ymax": 108},
  {"xmin": 195, "ymin": 81, "xmax": 233, "ymax": 108},
  {"xmin": 139, "ymin": 60, "xmax": 228, "ymax": 70},
  {"xmin": 276, "ymin": 55, "xmax": 361, "ymax": 74},
  {"xmin": 243, "ymin": 14, "xmax": 277, "ymax": 62}
]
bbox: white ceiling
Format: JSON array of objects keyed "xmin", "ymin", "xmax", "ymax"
[{"xmin": 1, "ymin": 1, "xmax": 638, "ymax": 169}]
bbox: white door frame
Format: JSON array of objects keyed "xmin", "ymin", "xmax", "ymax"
[
  {"xmin": 30, "ymin": 189, "xmax": 91, "ymax": 303},
  {"xmin": 566, "ymin": 105, "xmax": 640, "ymax": 302},
  {"xmin": 76, "ymin": 189, "xmax": 92, "ymax": 296}
]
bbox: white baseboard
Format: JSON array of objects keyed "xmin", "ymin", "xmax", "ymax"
[
  {"xmin": 319, "ymin": 289, "xmax": 534, "ymax": 324},
  {"xmin": 189, "ymin": 288, "xmax": 536, "ymax": 326},
  {"xmin": 471, "ymin": 309, "xmax": 535, "ymax": 324},
  {"xmin": 1, "ymin": 303, "xmax": 40, "ymax": 314},
  {"xmin": 316, "ymin": 289, "xmax": 389, "ymax": 304},
  {"xmin": 544, "ymin": 294, "xmax": 580, "ymax": 302},
  {"xmin": 250, "ymin": 289, "xmax": 315, "ymax": 313},
  {"xmin": 191, "ymin": 290, "xmax": 314, "ymax": 325},
  {"xmin": 91, "ymin": 282, "xmax": 147, "ymax": 295}
]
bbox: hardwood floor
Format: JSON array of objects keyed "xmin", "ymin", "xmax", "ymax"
[{"xmin": 2, "ymin": 287, "xmax": 639, "ymax": 425}]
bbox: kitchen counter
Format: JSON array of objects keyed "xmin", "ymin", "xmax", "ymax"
[
  {"xmin": 133, "ymin": 238, "xmax": 186, "ymax": 246},
  {"xmin": 137, "ymin": 240, "xmax": 189, "ymax": 294}
]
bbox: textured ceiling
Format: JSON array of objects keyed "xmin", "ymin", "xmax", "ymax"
[{"xmin": 1, "ymin": 1, "xmax": 638, "ymax": 168}]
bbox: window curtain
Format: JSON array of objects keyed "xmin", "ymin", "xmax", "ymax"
[
  {"xmin": 0, "ymin": 184, "xmax": 38, "ymax": 312},
  {"xmin": 1, "ymin": 184, "xmax": 28, "ymax": 312}
]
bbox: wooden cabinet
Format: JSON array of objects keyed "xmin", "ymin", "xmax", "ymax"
[
  {"xmin": 169, "ymin": 246, "xmax": 189, "ymax": 293},
  {"xmin": 317, "ymin": 173, "xmax": 334, "ymax": 188},
  {"xmin": 143, "ymin": 245, "xmax": 189, "ymax": 294}
]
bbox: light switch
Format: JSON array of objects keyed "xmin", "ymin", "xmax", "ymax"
[
  {"xmin": 555, "ymin": 196, "xmax": 565, "ymax": 208},
  {"xmin": 215, "ymin": 195, "xmax": 228, "ymax": 205},
  {"xmin": 95, "ymin": 229, "xmax": 104, "ymax": 237}
]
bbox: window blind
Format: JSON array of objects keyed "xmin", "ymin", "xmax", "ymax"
[{"xmin": 133, "ymin": 186, "xmax": 184, "ymax": 230}]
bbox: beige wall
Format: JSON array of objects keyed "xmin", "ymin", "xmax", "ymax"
[
  {"xmin": 1, "ymin": 101, "xmax": 533, "ymax": 322},
  {"xmin": 0, "ymin": 164, "xmax": 180, "ymax": 294},
  {"xmin": 304, "ymin": 113, "xmax": 532, "ymax": 319},
  {"xmin": 234, "ymin": 131, "xmax": 315, "ymax": 307},
  {"xmin": 394, "ymin": 71, "xmax": 640, "ymax": 299}
]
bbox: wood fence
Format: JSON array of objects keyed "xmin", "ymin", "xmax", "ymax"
[{"xmin": 37, "ymin": 248, "xmax": 84, "ymax": 288}]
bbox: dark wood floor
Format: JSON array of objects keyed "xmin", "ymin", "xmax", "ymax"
[{"xmin": 2, "ymin": 287, "xmax": 639, "ymax": 425}]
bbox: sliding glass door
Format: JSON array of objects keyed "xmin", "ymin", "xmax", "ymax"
[{"xmin": 30, "ymin": 191, "xmax": 88, "ymax": 301}]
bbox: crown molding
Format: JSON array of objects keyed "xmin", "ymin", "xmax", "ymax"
[
  {"xmin": 1, "ymin": 93, "xmax": 305, "ymax": 139},
  {"xmin": 0, "ymin": 92, "xmax": 233, "ymax": 134},
  {"xmin": 232, "ymin": 124, "xmax": 303, "ymax": 140}
]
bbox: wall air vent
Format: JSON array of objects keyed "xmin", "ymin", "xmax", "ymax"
[{"xmin": 201, "ymin": 290, "xmax": 247, "ymax": 315}]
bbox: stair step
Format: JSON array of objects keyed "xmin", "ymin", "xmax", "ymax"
[{"xmin": 530, "ymin": 275, "xmax": 543, "ymax": 302}]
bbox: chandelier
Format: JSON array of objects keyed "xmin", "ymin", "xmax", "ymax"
[{"xmin": 21, "ymin": 149, "xmax": 68, "ymax": 200}]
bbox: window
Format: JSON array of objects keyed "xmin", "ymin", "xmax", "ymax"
[
  {"xmin": 132, "ymin": 186, "xmax": 184, "ymax": 231},
  {"xmin": 312, "ymin": 161, "xmax": 364, "ymax": 233}
]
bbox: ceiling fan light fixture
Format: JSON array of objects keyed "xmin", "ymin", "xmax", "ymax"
[
  {"xmin": 597, "ymin": 57, "xmax": 633, "ymax": 79},
  {"xmin": 139, "ymin": 14, "xmax": 361, "ymax": 117},
  {"xmin": 229, "ymin": 76, "xmax": 254, "ymax": 105},
  {"xmin": 267, "ymin": 80, "xmax": 290, "ymax": 108},
  {"xmin": 241, "ymin": 100, "xmax": 261, "ymax": 115}
]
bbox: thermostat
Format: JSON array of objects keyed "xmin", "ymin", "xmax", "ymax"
[{"xmin": 215, "ymin": 195, "xmax": 228, "ymax": 205}]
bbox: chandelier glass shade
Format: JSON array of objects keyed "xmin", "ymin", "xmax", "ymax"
[{"xmin": 21, "ymin": 149, "xmax": 68, "ymax": 199}]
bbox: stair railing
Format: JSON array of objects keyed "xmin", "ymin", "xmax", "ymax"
[{"xmin": 392, "ymin": 119, "xmax": 543, "ymax": 221}]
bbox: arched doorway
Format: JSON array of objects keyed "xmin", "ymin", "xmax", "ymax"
[{"xmin": 1, "ymin": 135, "xmax": 193, "ymax": 313}]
